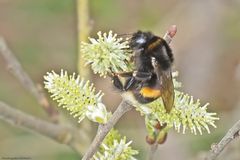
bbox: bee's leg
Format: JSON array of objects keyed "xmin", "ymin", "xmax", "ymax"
[
  {"xmin": 124, "ymin": 76, "xmax": 136, "ymax": 90},
  {"xmin": 111, "ymin": 71, "xmax": 152, "ymax": 91},
  {"xmin": 133, "ymin": 71, "xmax": 152, "ymax": 81},
  {"xmin": 124, "ymin": 71, "xmax": 152, "ymax": 90},
  {"xmin": 117, "ymin": 72, "xmax": 133, "ymax": 77},
  {"xmin": 112, "ymin": 75, "xmax": 124, "ymax": 91},
  {"xmin": 111, "ymin": 72, "xmax": 133, "ymax": 91}
]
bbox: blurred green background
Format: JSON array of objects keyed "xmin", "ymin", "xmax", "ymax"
[{"xmin": 0, "ymin": 0, "xmax": 240, "ymax": 159}]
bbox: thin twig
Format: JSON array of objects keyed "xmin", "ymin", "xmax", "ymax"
[
  {"xmin": 163, "ymin": 25, "xmax": 177, "ymax": 44},
  {"xmin": 82, "ymin": 100, "xmax": 134, "ymax": 160},
  {"xmin": 148, "ymin": 143, "xmax": 158, "ymax": 160},
  {"xmin": 76, "ymin": 0, "xmax": 93, "ymax": 133},
  {"xmin": 0, "ymin": 37, "xmax": 59, "ymax": 122},
  {"xmin": 77, "ymin": 0, "xmax": 91, "ymax": 78},
  {"xmin": 205, "ymin": 119, "xmax": 240, "ymax": 160},
  {"xmin": 0, "ymin": 101, "xmax": 90, "ymax": 154}
]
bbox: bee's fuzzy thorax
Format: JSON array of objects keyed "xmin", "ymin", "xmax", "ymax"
[{"xmin": 130, "ymin": 31, "xmax": 173, "ymax": 71}]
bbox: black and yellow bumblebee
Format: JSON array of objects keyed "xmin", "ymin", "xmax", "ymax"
[{"xmin": 111, "ymin": 31, "xmax": 174, "ymax": 113}]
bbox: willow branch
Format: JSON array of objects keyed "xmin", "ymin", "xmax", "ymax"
[
  {"xmin": 148, "ymin": 143, "xmax": 158, "ymax": 160},
  {"xmin": 77, "ymin": 0, "xmax": 91, "ymax": 78},
  {"xmin": 82, "ymin": 25, "xmax": 178, "ymax": 160},
  {"xmin": 0, "ymin": 101, "xmax": 90, "ymax": 154},
  {"xmin": 82, "ymin": 100, "xmax": 134, "ymax": 160},
  {"xmin": 0, "ymin": 37, "xmax": 58, "ymax": 122},
  {"xmin": 205, "ymin": 119, "xmax": 240, "ymax": 160}
]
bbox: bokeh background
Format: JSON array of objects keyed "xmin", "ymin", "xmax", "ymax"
[{"xmin": 0, "ymin": 0, "xmax": 240, "ymax": 159}]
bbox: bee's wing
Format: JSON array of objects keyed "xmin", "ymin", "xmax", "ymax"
[
  {"xmin": 151, "ymin": 58, "xmax": 174, "ymax": 113},
  {"xmin": 160, "ymin": 69, "xmax": 174, "ymax": 113}
]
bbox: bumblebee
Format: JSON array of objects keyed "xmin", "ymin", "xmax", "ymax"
[{"xmin": 112, "ymin": 31, "xmax": 174, "ymax": 113}]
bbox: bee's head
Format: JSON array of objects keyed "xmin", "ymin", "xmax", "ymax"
[{"xmin": 130, "ymin": 31, "xmax": 153, "ymax": 50}]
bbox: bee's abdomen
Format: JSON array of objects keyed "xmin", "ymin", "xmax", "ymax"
[
  {"xmin": 140, "ymin": 87, "xmax": 161, "ymax": 98},
  {"xmin": 133, "ymin": 87, "xmax": 161, "ymax": 104}
]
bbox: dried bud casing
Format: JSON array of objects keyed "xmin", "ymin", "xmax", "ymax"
[
  {"xmin": 157, "ymin": 132, "xmax": 168, "ymax": 144},
  {"xmin": 146, "ymin": 135, "xmax": 156, "ymax": 145}
]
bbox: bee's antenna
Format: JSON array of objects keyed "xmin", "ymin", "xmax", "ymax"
[{"xmin": 118, "ymin": 33, "xmax": 133, "ymax": 38}]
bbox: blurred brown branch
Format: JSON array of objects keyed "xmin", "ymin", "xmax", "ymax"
[
  {"xmin": 0, "ymin": 101, "xmax": 90, "ymax": 155},
  {"xmin": 205, "ymin": 119, "xmax": 240, "ymax": 160},
  {"xmin": 77, "ymin": 0, "xmax": 91, "ymax": 78},
  {"xmin": 76, "ymin": 0, "xmax": 93, "ymax": 137},
  {"xmin": 0, "ymin": 36, "xmax": 91, "ymax": 156},
  {"xmin": 0, "ymin": 37, "xmax": 59, "ymax": 122}
]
